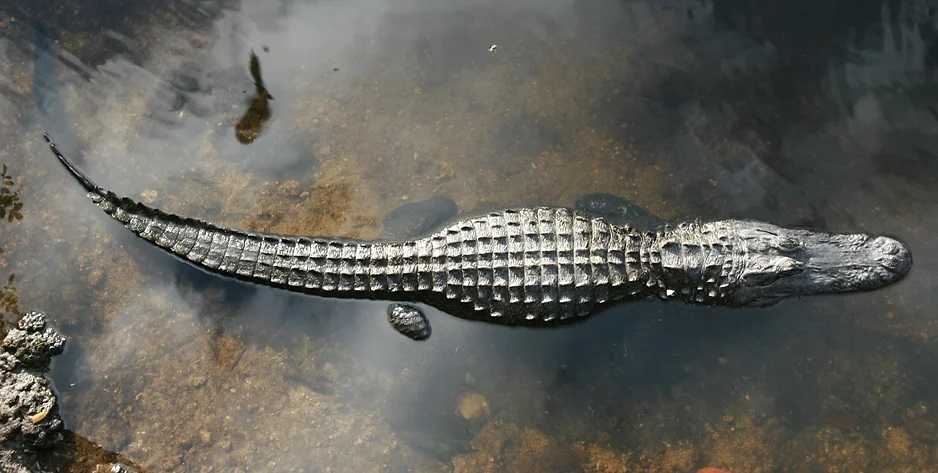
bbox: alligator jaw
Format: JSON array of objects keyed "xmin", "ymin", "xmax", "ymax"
[{"xmin": 724, "ymin": 220, "xmax": 912, "ymax": 307}]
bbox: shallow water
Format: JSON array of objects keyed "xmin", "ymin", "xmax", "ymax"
[{"xmin": 1, "ymin": 0, "xmax": 937, "ymax": 471}]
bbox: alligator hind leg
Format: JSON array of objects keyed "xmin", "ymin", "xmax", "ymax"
[
  {"xmin": 574, "ymin": 193, "xmax": 666, "ymax": 229},
  {"xmin": 387, "ymin": 303, "xmax": 431, "ymax": 341},
  {"xmin": 380, "ymin": 196, "xmax": 458, "ymax": 240},
  {"xmin": 380, "ymin": 196, "xmax": 457, "ymax": 340}
]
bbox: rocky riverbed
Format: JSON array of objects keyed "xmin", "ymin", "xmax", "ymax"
[
  {"xmin": 0, "ymin": 310, "xmax": 66, "ymax": 473},
  {"xmin": 0, "ymin": 310, "xmax": 144, "ymax": 473}
]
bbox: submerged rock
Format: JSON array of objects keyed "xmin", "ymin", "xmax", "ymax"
[
  {"xmin": 455, "ymin": 392, "xmax": 490, "ymax": 420},
  {"xmin": 0, "ymin": 310, "xmax": 66, "ymax": 473}
]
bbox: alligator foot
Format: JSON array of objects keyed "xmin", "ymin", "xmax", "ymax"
[
  {"xmin": 574, "ymin": 193, "xmax": 665, "ymax": 229},
  {"xmin": 387, "ymin": 303, "xmax": 431, "ymax": 341},
  {"xmin": 379, "ymin": 196, "xmax": 458, "ymax": 241},
  {"xmin": 380, "ymin": 196, "xmax": 458, "ymax": 340}
]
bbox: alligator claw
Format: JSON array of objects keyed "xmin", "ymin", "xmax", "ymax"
[{"xmin": 574, "ymin": 193, "xmax": 665, "ymax": 229}]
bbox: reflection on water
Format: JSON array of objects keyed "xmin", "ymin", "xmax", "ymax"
[{"xmin": 0, "ymin": 0, "xmax": 937, "ymax": 471}]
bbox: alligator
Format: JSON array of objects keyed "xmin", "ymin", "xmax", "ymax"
[{"xmin": 45, "ymin": 135, "xmax": 912, "ymax": 340}]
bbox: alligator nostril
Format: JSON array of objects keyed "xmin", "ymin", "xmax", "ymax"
[
  {"xmin": 872, "ymin": 236, "xmax": 905, "ymax": 255},
  {"xmin": 875, "ymin": 237, "xmax": 912, "ymax": 277}
]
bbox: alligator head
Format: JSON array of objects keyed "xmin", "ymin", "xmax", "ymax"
[{"xmin": 719, "ymin": 220, "xmax": 912, "ymax": 307}]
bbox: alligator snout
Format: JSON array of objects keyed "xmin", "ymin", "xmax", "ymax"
[{"xmin": 869, "ymin": 236, "xmax": 912, "ymax": 279}]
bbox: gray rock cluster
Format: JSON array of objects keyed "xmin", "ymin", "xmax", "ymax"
[{"xmin": 0, "ymin": 310, "xmax": 66, "ymax": 473}]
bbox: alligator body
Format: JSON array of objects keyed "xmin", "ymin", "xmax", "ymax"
[{"xmin": 46, "ymin": 136, "xmax": 912, "ymax": 331}]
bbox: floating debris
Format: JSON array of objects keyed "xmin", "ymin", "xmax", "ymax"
[
  {"xmin": 29, "ymin": 410, "xmax": 48, "ymax": 424},
  {"xmin": 488, "ymin": 44, "xmax": 498, "ymax": 53}
]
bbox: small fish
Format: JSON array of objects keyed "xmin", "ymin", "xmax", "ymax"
[{"xmin": 234, "ymin": 51, "xmax": 274, "ymax": 144}]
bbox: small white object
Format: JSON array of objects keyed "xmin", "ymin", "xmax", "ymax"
[{"xmin": 488, "ymin": 44, "xmax": 498, "ymax": 53}]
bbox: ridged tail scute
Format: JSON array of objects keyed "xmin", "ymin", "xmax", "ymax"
[{"xmin": 44, "ymin": 134, "xmax": 406, "ymax": 295}]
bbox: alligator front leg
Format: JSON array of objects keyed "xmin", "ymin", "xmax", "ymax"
[{"xmin": 380, "ymin": 196, "xmax": 459, "ymax": 340}]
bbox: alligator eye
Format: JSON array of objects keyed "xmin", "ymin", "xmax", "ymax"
[
  {"xmin": 777, "ymin": 258, "xmax": 805, "ymax": 276},
  {"xmin": 777, "ymin": 237, "xmax": 802, "ymax": 253},
  {"xmin": 743, "ymin": 256, "xmax": 804, "ymax": 286}
]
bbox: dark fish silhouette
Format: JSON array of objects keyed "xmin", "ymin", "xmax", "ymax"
[{"xmin": 234, "ymin": 51, "xmax": 273, "ymax": 144}]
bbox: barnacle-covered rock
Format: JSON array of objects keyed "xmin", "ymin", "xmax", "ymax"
[{"xmin": 1, "ymin": 310, "xmax": 66, "ymax": 473}]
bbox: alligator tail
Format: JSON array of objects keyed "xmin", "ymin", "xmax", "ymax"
[
  {"xmin": 44, "ymin": 134, "xmax": 99, "ymax": 192},
  {"xmin": 44, "ymin": 134, "xmax": 417, "ymax": 299}
]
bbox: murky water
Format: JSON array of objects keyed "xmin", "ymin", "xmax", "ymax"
[{"xmin": 1, "ymin": 0, "xmax": 937, "ymax": 471}]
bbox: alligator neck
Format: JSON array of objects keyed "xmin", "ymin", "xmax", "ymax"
[{"xmin": 633, "ymin": 222, "xmax": 737, "ymax": 304}]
